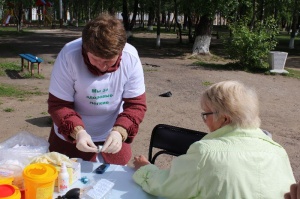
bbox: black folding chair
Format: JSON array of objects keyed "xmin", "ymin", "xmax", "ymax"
[{"xmin": 148, "ymin": 124, "xmax": 207, "ymax": 164}]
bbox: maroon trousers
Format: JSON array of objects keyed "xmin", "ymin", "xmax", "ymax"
[{"xmin": 48, "ymin": 127, "xmax": 132, "ymax": 165}]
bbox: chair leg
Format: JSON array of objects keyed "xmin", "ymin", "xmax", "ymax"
[
  {"xmin": 37, "ymin": 63, "xmax": 40, "ymax": 74},
  {"xmin": 21, "ymin": 58, "xmax": 24, "ymax": 71},
  {"xmin": 31, "ymin": 63, "xmax": 34, "ymax": 76}
]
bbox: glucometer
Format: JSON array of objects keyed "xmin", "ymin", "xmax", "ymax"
[{"xmin": 94, "ymin": 163, "xmax": 110, "ymax": 174}]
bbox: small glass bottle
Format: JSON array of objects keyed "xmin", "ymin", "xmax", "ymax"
[{"xmin": 58, "ymin": 162, "xmax": 69, "ymax": 194}]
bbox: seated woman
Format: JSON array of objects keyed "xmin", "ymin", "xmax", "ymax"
[{"xmin": 133, "ymin": 80, "xmax": 295, "ymax": 199}]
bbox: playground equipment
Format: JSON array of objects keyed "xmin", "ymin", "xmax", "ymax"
[
  {"xmin": 36, "ymin": 0, "xmax": 54, "ymax": 27},
  {"xmin": 2, "ymin": 9, "xmax": 13, "ymax": 26}
]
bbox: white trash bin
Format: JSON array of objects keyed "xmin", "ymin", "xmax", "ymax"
[{"xmin": 268, "ymin": 51, "xmax": 289, "ymax": 74}]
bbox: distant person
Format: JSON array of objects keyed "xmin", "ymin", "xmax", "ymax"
[
  {"xmin": 285, "ymin": 181, "xmax": 300, "ymax": 199},
  {"xmin": 133, "ymin": 80, "xmax": 295, "ymax": 198},
  {"xmin": 47, "ymin": 13, "xmax": 146, "ymax": 165}
]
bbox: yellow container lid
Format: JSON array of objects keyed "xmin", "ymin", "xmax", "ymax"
[
  {"xmin": 23, "ymin": 163, "xmax": 58, "ymax": 183},
  {"xmin": 0, "ymin": 184, "xmax": 21, "ymax": 199}
]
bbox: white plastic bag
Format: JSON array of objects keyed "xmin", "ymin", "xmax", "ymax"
[{"xmin": 0, "ymin": 131, "xmax": 49, "ymax": 167}]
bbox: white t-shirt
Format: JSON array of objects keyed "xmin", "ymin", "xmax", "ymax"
[{"xmin": 49, "ymin": 38, "xmax": 145, "ymax": 142}]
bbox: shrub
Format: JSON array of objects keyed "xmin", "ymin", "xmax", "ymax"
[{"xmin": 225, "ymin": 18, "xmax": 279, "ymax": 71}]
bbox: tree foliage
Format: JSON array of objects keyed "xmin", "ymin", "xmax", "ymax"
[{"xmin": 226, "ymin": 18, "xmax": 279, "ymax": 70}]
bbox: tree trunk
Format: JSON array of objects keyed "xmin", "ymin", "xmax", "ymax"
[
  {"xmin": 147, "ymin": 3, "xmax": 154, "ymax": 30},
  {"xmin": 183, "ymin": 13, "xmax": 188, "ymax": 30},
  {"xmin": 192, "ymin": 15, "xmax": 212, "ymax": 55},
  {"xmin": 129, "ymin": 0, "xmax": 139, "ymax": 30},
  {"xmin": 122, "ymin": 0, "xmax": 132, "ymax": 38},
  {"xmin": 249, "ymin": 0, "xmax": 256, "ymax": 30},
  {"xmin": 122, "ymin": 0, "xmax": 129, "ymax": 30},
  {"xmin": 188, "ymin": 15, "xmax": 193, "ymax": 43},
  {"xmin": 166, "ymin": 11, "xmax": 171, "ymax": 31},
  {"xmin": 14, "ymin": 2, "xmax": 23, "ymax": 32},
  {"xmin": 174, "ymin": 0, "xmax": 182, "ymax": 43},
  {"xmin": 289, "ymin": 0, "xmax": 298, "ymax": 49},
  {"xmin": 156, "ymin": 0, "xmax": 161, "ymax": 48},
  {"xmin": 108, "ymin": 0, "xmax": 116, "ymax": 15},
  {"xmin": 259, "ymin": 0, "xmax": 265, "ymax": 23}
]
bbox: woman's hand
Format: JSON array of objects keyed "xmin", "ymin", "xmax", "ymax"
[
  {"xmin": 76, "ymin": 130, "xmax": 98, "ymax": 153},
  {"xmin": 102, "ymin": 131, "xmax": 122, "ymax": 154},
  {"xmin": 133, "ymin": 155, "xmax": 150, "ymax": 170},
  {"xmin": 285, "ymin": 181, "xmax": 300, "ymax": 199}
]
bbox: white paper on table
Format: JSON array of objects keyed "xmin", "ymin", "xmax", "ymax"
[{"xmin": 85, "ymin": 179, "xmax": 115, "ymax": 199}]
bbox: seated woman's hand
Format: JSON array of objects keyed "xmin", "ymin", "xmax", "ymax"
[
  {"xmin": 284, "ymin": 181, "xmax": 300, "ymax": 199},
  {"xmin": 133, "ymin": 155, "xmax": 150, "ymax": 170}
]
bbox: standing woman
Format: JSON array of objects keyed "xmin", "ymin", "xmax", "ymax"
[
  {"xmin": 48, "ymin": 14, "xmax": 146, "ymax": 165},
  {"xmin": 133, "ymin": 80, "xmax": 295, "ymax": 198}
]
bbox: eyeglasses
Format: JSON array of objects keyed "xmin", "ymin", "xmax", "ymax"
[{"xmin": 201, "ymin": 112, "xmax": 217, "ymax": 122}]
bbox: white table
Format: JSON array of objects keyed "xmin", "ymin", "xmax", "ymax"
[{"xmin": 53, "ymin": 161, "xmax": 159, "ymax": 199}]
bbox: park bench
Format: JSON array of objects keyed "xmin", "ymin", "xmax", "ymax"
[
  {"xmin": 176, "ymin": 30, "xmax": 195, "ymax": 39},
  {"xmin": 19, "ymin": 54, "xmax": 43, "ymax": 76},
  {"xmin": 176, "ymin": 30, "xmax": 191, "ymax": 38}
]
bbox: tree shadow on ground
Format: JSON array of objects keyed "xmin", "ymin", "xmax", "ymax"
[
  {"xmin": 26, "ymin": 116, "xmax": 52, "ymax": 128},
  {"xmin": 128, "ymin": 36, "xmax": 193, "ymax": 59}
]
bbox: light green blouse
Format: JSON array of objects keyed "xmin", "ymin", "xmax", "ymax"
[{"xmin": 133, "ymin": 125, "xmax": 295, "ymax": 199}]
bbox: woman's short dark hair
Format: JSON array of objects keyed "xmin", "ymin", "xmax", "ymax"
[{"xmin": 82, "ymin": 13, "xmax": 127, "ymax": 59}]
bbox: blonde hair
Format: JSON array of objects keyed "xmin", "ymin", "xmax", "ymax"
[
  {"xmin": 201, "ymin": 80, "xmax": 261, "ymax": 128},
  {"xmin": 82, "ymin": 13, "xmax": 126, "ymax": 59}
]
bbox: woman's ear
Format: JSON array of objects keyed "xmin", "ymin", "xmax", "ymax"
[{"xmin": 223, "ymin": 116, "xmax": 231, "ymax": 125}]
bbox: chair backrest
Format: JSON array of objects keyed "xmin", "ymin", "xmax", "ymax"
[{"xmin": 148, "ymin": 124, "xmax": 207, "ymax": 164}]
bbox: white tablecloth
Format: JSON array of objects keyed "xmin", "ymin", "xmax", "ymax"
[{"xmin": 53, "ymin": 161, "xmax": 159, "ymax": 199}]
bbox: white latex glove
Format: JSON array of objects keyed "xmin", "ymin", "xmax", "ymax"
[
  {"xmin": 76, "ymin": 130, "xmax": 98, "ymax": 153},
  {"xmin": 101, "ymin": 131, "xmax": 122, "ymax": 154}
]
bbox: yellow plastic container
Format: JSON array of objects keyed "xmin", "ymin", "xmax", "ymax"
[
  {"xmin": 23, "ymin": 163, "xmax": 58, "ymax": 199},
  {"xmin": 0, "ymin": 177, "xmax": 13, "ymax": 185},
  {"xmin": 0, "ymin": 184, "xmax": 21, "ymax": 199},
  {"xmin": 0, "ymin": 165, "xmax": 23, "ymax": 189},
  {"xmin": 0, "ymin": 167, "xmax": 14, "ymax": 185}
]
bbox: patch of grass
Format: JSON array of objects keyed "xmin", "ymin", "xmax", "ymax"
[
  {"xmin": 194, "ymin": 61, "xmax": 244, "ymax": 71},
  {"xmin": 22, "ymin": 73, "xmax": 45, "ymax": 79},
  {"xmin": 285, "ymin": 68, "xmax": 300, "ymax": 79},
  {"xmin": 0, "ymin": 28, "xmax": 33, "ymax": 37},
  {"xmin": 0, "ymin": 62, "xmax": 20, "ymax": 76},
  {"xmin": 202, "ymin": 81, "xmax": 213, "ymax": 86},
  {"xmin": 197, "ymin": 58, "xmax": 300, "ymax": 79},
  {"xmin": 3, "ymin": 108, "xmax": 14, "ymax": 112},
  {"xmin": 41, "ymin": 111, "xmax": 48, "ymax": 115},
  {"xmin": 275, "ymin": 34, "xmax": 300, "ymax": 56},
  {"xmin": 264, "ymin": 68, "xmax": 300, "ymax": 79},
  {"xmin": 0, "ymin": 62, "xmax": 44, "ymax": 78},
  {"xmin": 0, "ymin": 83, "xmax": 43, "ymax": 97}
]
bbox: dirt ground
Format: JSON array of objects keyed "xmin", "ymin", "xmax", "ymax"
[{"xmin": 0, "ymin": 28, "xmax": 299, "ymax": 182}]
